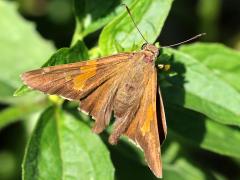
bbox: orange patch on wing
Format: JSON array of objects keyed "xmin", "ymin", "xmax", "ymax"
[
  {"xmin": 73, "ymin": 61, "xmax": 97, "ymax": 90},
  {"xmin": 141, "ymin": 105, "xmax": 153, "ymax": 136},
  {"xmin": 80, "ymin": 60, "xmax": 97, "ymax": 71}
]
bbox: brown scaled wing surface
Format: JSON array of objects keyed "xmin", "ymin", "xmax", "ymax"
[{"xmin": 21, "ymin": 52, "xmax": 167, "ymax": 177}]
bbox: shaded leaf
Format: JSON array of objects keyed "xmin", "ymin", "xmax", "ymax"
[
  {"xmin": 73, "ymin": 0, "xmax": 134, "ymax": 41},
  {"xmin": 110, "ymin": 147, "xmax": 158, "ymax": 180},
  {"xmin": 167, "ymin": 107, "xmax": 240, "ymax": 158},
  {"xmin": 23, "ymin": 107, "xmax": 114, "ymax": 180},
  {"xmin": 163, "ymin": 48, "xmax": 240, "ymax": 126},
  {"xmin": 0, "ymin": 151, "xmax": 18, "ymax": 180},
  {"xmin": 110, "ymin": 139, "xmax": 212, "ymax": 180},
  {"xmin": 180, "ymin": 43, "xmax": 240, "ymax": 92},
  {"xmin": 164, "ymin": 158, "xmax": 208, "ymax": 180},
  {"xmin": 99, "ymin": 0, "xmax": 173, "ymax": 55},
  {"xmin": 163, "ymin": 132, "xmax": 226, "ymax": 180}
]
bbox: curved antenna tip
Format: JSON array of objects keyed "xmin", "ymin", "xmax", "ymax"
[{"xmin": 161, "ymin": 33, "xmax": 207, "ymax": 48}]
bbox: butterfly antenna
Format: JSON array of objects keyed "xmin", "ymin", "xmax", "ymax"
[
  {"xmin": 161, "ymin": 33, "xmax": 206, "ymax": 48},
  {"xmin": 122, "ymin": 4, "xmax": 149, "ymax": 44}
]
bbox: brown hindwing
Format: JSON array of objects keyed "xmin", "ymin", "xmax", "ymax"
[{"xmin": 125, "ymin": 67, "xmax": 164, "ymax": 178}]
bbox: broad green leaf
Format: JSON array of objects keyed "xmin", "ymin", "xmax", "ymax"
[
  {"xmin": 15, "ymin": 40, "xmax": 89, "ymax": 96},
  {"xmin": 42, "ymin": 40, "xmax": 89, "ymax": 67},
  {"xmin": 167, "ymin": 107, "xmax": 240, "ymax": 158},
  {"xmin": 0, "ymin": 1, "xmax": 55, "ymax": 103},
  {"xmin": 0, "ymin": 102, "xmax": 46, "ymax": 130},
  {"xmin": 23, "ymin": 107, "xmax": 114, "ymax": 180},
  {"xmin": 180, "ymin": 43, "xmax": 240, "ymax": 92},
  {"xmin": 73, "ymin": 0, "xmax": 134, "ymax": 42},
  {"xmin": 162, "ymin": 48, "xmax": 240, "ymax": 126},
  {"xmin": 99, "ymin": 0, "xmax": 173, "ymax": 55}
]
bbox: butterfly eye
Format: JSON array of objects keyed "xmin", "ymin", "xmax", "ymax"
[{"xmin": 141, "ymin": 43, "xmax": 148, "ymax": 50}]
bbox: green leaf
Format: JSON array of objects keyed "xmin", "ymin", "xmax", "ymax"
[
  {"xmin": 0, "ymin": 80, "xmax": 16, "ymax": 102},
  {"xmin": 73, "ymin": 0, "xmax": 134, "ymax": 42},
  {"xmin": 180, "ymin": 43, "xmax": 240, "ymax": 92},
  {"xmin": 23, "ymin": 107, "xmax": 114, "ymax": 180},
  {"xmin": 42, "ymin": 40, "xmax": 89, "ymax": 67},
  {"xmin": 163, "ymin": 142, "xmax": 208, "ymax": 180},
  {"xmin": 163, "ymin": 138, "xmax": 216, "ymax": 180},
  {"xmin": 164, "ymin": 158, "xmax": 208, "ymax": 180},
  {"xmin": 15, "ymin": 40, "xmax": 89, "ymax": 96},
  {"xmin": 167, "ymin": 107, "xmax": 240, "ymax": 158},
  {"xmin": 13, "ymin": 85, "xmax": 31, "ymax": 97},
  {"xmin": 0, "ymin": 1, "xmax": 55, "ymax": 103},
  {"xmin": 99, "ymin": 0, "xmax": 173, "ymax": 55},
  {"xmin": 163, "ymin": 48, "xmax": 240, "ymax": 126},
  {"xmin": 0, "ymin": 102, "xmax": 46, "ymax": 130}
]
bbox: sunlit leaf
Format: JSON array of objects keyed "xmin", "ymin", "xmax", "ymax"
[
  {"xmin": 180, "ymin": 43, "xmax": 240, "ymax": 92},
  {"xmin": 99, "ymin": 0, "xmax": 173, "ymax": 55},
  {"xmin": 163, "ymin": 48, "xmax": 240, "ymax": 126}
]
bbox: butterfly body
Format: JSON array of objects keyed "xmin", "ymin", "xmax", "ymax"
[{"xmin": 21, "ymin": 43, "xmax": 166, "ymax": 178}]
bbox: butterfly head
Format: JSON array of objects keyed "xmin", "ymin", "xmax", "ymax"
[{"xmin": 141, "ymin": 43, "xmax": 159, "ymax": 63}]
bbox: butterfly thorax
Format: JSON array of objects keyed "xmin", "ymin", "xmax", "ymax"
[{"xmin": 141, "ymin": 44, "xmax": 159, "ymax": 63}]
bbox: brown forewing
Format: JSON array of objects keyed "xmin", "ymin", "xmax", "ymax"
[{"xmin": 21, "ymin": 53, "xmax": 131, "ymax": 101}]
